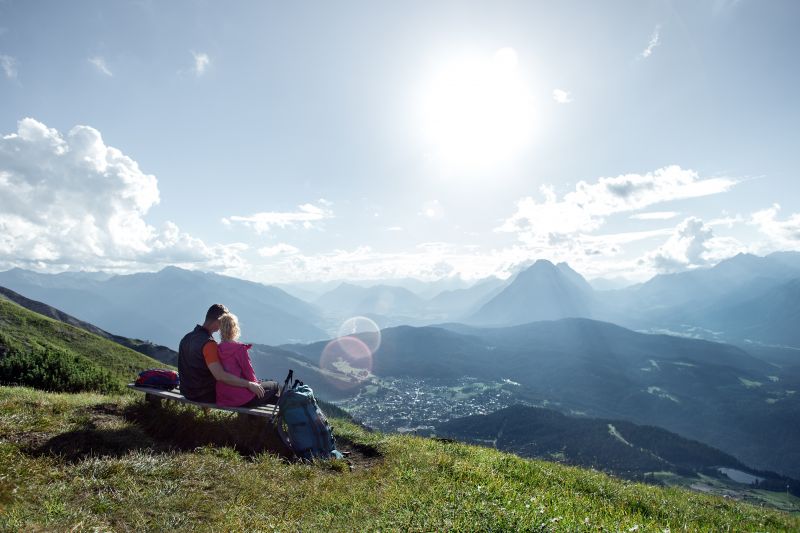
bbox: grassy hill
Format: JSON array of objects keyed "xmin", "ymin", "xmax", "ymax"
[
  {"xmin": 1, "ymin": 386, "xmax": 798, "ymax": 531},
  {"xmin": 0, "ymin": 298, "xmax": 166, "ymax": 393},
  {"xmin": 0, "ymin": 285, "xmax": 178, "ymax": 366}
]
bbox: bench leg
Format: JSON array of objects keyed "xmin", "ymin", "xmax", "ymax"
[{"xmin": 145, "ymin": 393, "xmax": 162, "ymax": 408}]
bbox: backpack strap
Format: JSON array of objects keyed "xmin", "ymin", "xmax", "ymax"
[{"xmin": 281, "ymin": 369, "xmax": 294, "ymax": 396}]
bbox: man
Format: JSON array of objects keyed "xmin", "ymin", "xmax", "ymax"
[{"xmin": 178, "ymin": 303, "xmax": 265, "ymax": 403}]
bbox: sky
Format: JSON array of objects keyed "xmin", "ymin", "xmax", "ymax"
[{"xmin": 1, "ymin": 0, "xmax": 799, "ymax": 285}]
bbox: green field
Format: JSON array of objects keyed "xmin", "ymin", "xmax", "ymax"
[{"xmin": 1, "ymin": 386, "xmax": 798, "ymax": 532}]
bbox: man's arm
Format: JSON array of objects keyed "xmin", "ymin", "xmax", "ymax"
[
  {"xmin": 207, "ymin": 361, "xmax": 265, "ymax": 397},
  {"xmin": 203, "ymin": 341, "xmax": 265, "ymax": 397}
]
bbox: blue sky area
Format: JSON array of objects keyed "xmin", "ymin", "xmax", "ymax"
[{"xmin": 1, "ymin": 0, "xmax": 798, "ymax": 283}]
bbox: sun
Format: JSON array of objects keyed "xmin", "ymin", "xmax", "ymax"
[{"xmin": 418, "ymin": 47, "xmax": 535, "ymax": 172}]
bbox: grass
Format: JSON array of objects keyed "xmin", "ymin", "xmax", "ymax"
[
  {"xmin": 0, "ymin": 298, "xmax": 166, "ymax": 391},
  {"xmin": 0, "ymin": 386, "xmax": 798, "ymax": 532}
]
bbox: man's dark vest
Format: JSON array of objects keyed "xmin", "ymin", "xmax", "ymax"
[{"xmin": 178, "ymin": 325, "xmax": 216, "ymax": 403}]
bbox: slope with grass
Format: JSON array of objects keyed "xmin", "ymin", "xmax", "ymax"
[
  {"xmin": 0, "ymin": 386, "xmax": 798, "ymax": 531},
  {"xmin": 0, "ymin": 285, "xmax": 178, "ymax": 366},
  {"xmin": 0, "ymin": 298, "xmax": 165, "ymax": 393}
]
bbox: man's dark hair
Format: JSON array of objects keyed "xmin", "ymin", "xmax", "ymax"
[{"xmin": 205, "ymin": 303, "xmax": 229, "ymax": 323}]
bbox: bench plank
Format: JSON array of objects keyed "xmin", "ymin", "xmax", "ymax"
[{"xmin": 127, "ymin": 383, "xmax": 278, "ymax": 418}]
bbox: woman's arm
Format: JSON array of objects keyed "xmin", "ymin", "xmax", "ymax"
[{"xmin": 207, "ymin": 362, "xmax": 265, "ymax": 397}]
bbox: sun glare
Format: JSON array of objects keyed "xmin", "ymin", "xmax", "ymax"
[{"xmin": 419, "ymin": 47, "xmax": 535, "ymax": 172}]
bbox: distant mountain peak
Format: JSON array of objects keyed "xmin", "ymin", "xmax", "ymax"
[
  {"xmin": 468, "ymin": 258, "xmax": 593, "ymax": 326},
  {"xmin": 157, "ymin": 265, "xmax": 197, "ymax": 275}
]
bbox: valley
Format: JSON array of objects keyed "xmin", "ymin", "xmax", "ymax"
[{"xmin": 335, "ymin": 376, "xmax": 524, "ymax": 433}]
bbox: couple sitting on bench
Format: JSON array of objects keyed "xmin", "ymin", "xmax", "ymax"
[{"xmin": 177, "ymin": 303, "xmax": 279, "ymax": 407}]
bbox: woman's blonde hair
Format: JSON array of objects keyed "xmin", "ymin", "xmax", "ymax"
[{"xmin": 219, "ymin": 312, "xmax": 241, "ymax": 342}]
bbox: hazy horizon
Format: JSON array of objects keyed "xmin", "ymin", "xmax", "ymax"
[{"xmin": 2, "ymin": 249, "xmax": 794, "ymax": 293}]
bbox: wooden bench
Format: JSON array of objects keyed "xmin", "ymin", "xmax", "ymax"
[{"xmin": 127, "ymin": 383, "xmax": 279, "ymax": 420}]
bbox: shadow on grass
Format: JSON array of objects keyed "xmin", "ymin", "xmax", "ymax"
[
  {"xmin": 28, "ymin": 400, "xmax": 381, "ymax": 468},
  {"xmin": 123, "ymin": 400, "xmax": 294, "ymax": 458},
  {"xmin": 28, "ymin": 403, "xmax": 157, "ymax": 462},
  {"xmin": 26, "ymin": 401, "xmax": 291, "ymax": 462}
]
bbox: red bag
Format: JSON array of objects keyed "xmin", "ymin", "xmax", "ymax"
[{"xmin": 135, "ymin": 369, "xmax": 179, "ymax": 390}]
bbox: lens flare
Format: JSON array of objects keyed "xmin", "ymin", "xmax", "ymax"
[
  {"xmin": 337, "ymin": 316, "xmax": 382, "ymax": 355},
  {"xmin": 320, "ymin": 336, "xmax": 373, "ymax": 390}
]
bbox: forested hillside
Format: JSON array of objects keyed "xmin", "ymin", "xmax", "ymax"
[{"xmin": 0, "ymin": 298, "xmax": 163, "ymax": 393}]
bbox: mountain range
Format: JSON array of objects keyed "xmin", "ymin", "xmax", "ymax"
[
  {"xmin": 314, "ymin": 282, "xmax": 427, "ymax": 326},
  {"xmin": 604, "ymin": 252, "xmax": 800, "ymax": 346},
  {"xmin": 0, "ymin": 266, "xmax": 328, "ymax": 348},
  {"xmin": 5, "ymin": 251, "xmax": 799, "ymax": 352},
  {"xmin": 0, "ymin": 285, "xmax": 178, "ymax": 366},
  {"xmin": 285, "ymin": 317, "xmax": 800, "ymax": 478},
  {"xmin": 437, "ymin": 404, "xmax": 798, "ymax": 493}
]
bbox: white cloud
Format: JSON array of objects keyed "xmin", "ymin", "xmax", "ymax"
[
  {"xmin": 385, "ymin": 226, "xmax": 403, "ymax": 232},
  {"xmin": 88, "ymin": 56, "xmax": 113, "ymax": 76},
  {"xmin": 223, "ymin": 202, "xmax": 334, "ymax": 234},
  {"xmin": 750, "ymin": 204, "xmax": 800, "ymax": 251},
  {"xmin": 192, "ymin": 51, "xmax": 210, "ymax": 76},
  {"xmin": 0, "ymin": 54, "xmax": 17, "ymax": 79},
  {"xmin": 246, "ymin": 244, "xmax": 493, "ymax": 283},
  {"xmin": 552, "ymin": 89, "xmax": 572, "ymax": 104},
  {"xmin": 646, "ymin": 217, "xmax": 712, "ymax": 272},
  {"xmin": 0, "ymin": 118, "xmax": 244, "ymax": 272},
  {"xmin": 497, "ymin": 165, "xmax": 737, "ymax": 246},
  {"xmin": 641, "ymin": 217, "xmax": 746, "ymax": 273},
  {"xmin": 630, "ymin": 211, "xmax": 680, "ymax": 220},
  {"xmin": 640, "ymin": 25, "xmax": 661, "ymax": 59},
  {"xmin": 258, "ymin": 243, "xmax": 300, "ymax": 257}
]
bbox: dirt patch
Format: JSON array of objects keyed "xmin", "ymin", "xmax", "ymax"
[
  {"xmin": 4, "ymin": 430, "xmax": 52, "ymax": 450},
  {"xmin": 335, "ymin": 438, "xmax": 383, "ymax": 471}
]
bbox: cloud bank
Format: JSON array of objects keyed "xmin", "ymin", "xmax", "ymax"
[
  {"xmin": 497, "ymin": 165, "xmax": 737, "ymax": 246},
  {"xmin": 0, "ymin": 118, "xmax": 244, "ymax": 272},
  {"xmin": 223, "ymin": 201, "xmax": 334, "ymax": 234}
]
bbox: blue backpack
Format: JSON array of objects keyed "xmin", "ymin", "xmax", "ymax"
[{"xmin": 275, "ymin": 371, "xmax": 343, "ymax": 460}]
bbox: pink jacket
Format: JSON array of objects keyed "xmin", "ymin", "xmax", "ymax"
[{"xmin": 215, "ymin": 341, "xmax": 257, "ymax": 407}]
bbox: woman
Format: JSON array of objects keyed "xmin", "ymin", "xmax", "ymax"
[{"xmin": 216, "ymin": 312, "xmax": 280, "ymax": 407}]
